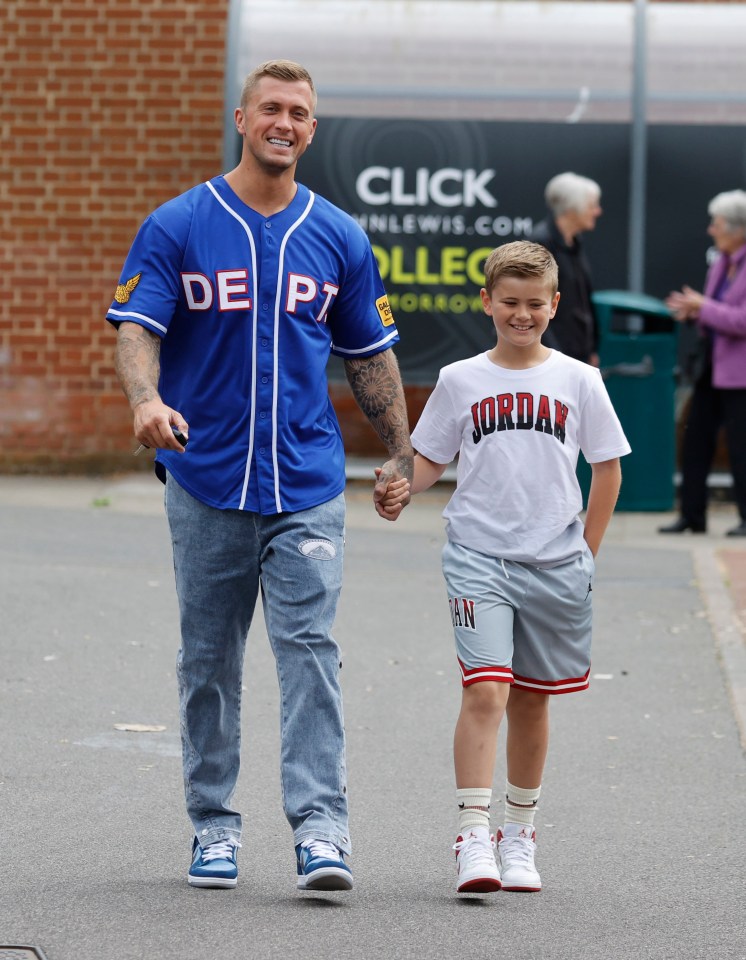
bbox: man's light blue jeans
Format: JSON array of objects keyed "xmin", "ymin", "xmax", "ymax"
[{"xmin": 165, "ymin": 475, "xmax": 350, "ymax": 854}]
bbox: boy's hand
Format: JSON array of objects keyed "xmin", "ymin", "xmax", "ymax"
[{"xmin": 373, "ymin": 467, "xmax": 411, "ymax": 521}]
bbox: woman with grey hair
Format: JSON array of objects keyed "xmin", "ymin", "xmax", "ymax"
[
  {"xmin": 531, "ymin": 172, "xmax": 603, "ymax": 364},
  {"xmin": 659, "ymin": 189, "xmax": 746, "ymax": 537}
]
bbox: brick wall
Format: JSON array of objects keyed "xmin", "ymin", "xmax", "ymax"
[{"xmin": 0, "ymin": 0, "xmax": 228, "ymax": 472}]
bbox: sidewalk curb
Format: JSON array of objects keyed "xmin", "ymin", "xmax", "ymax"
[{"xmin": 693, "ymin": 545, "xmax": 746, "ymax": 752}]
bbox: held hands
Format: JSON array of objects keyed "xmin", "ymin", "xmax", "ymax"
[
  {"xmin": 373, "ymin": 465, "xmax": 412, "ymax": 521},
  {"xmin": 666, "ymin": 285, "xmax": 704, "ymax": 322},
  {"xmin": 133, "ymin": 399, "xmax": 189, "ymax": 453}
]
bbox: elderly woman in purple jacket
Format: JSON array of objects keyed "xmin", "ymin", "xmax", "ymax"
[{"xmin": 659, "ymin": 189, "xmax": 746, "ymax": 537}]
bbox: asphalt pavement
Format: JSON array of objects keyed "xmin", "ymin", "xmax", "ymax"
[{"xmin": 1, "ymin": 473, "xmax": 745, "ymax": 960}]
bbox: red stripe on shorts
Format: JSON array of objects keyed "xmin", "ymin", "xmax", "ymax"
[{"xmin": 458, "ymin": 658, "xmax": 513, "ymax": 687}]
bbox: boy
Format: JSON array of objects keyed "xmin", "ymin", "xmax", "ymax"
[{"xmin": 377, "ymin": 241, "xmax": 630, "ymax": 893}]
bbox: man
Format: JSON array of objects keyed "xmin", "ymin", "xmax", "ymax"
[
  {"xmin": 107, "ymin": 59, "xmax": 413, "ymax": 891},
  {"xmin": 531, "ymin": 171, "xmax": 603, "ymax": 366}
]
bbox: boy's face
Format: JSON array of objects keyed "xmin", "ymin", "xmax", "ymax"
[{"xmin": 481, "ymin": 275, "xmax": 560, "ymax": 349}]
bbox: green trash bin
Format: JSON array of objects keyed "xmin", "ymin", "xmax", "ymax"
[{"xmin": 577, "ymin": 290, "xmax": 677, "ymax": 511}]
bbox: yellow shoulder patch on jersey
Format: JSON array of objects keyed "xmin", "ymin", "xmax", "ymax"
[
  {"xmin": 115, "ymin": 272, "xmax": 142, "ymax": 304},
  {"xmin": 376, "ymin": 294, "xmax": 395, "ymax": 327}
]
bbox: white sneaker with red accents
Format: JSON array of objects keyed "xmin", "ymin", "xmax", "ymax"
[
  {"xmin": 453, "ymin": 827, "xmax": 501, "ymax": 893},
  {"xmin": 496, "ymin": 825, "xmax": 541, "ymax": 892}
]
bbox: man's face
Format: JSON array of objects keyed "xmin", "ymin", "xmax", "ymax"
[{"xmin": 235, "ymin": 76, "xmax": 317, "ymax": 173}]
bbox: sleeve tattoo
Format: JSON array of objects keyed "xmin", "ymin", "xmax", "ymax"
[
  {"xmin": 114, "ymin": 322, "xmax": 162, "ymax": 409},
  {"xmin": 344, "ymin": 351, "xmax": 413, "ymax": 467}
]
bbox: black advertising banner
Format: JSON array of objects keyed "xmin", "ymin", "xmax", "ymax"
[
  {"xmin": 301, "ymin": 118, "xmax": 630, "ymax": 383},
  {"xmin": 300, "ymin": 117, "xmax": 746, "ymax": 384},
  {"xmin": 646, "ymin": 124, "xmax": 746, "ymax": 296}
]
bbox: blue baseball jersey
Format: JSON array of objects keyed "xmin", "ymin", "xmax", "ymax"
[{"xmin": 107, "ymin": 175, "xmax": 399, "ymax": 513}]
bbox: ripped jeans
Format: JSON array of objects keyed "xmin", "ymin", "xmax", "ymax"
[{"xmin": 165, "ymin": 475, "xmax": 350, "ymax": 853}]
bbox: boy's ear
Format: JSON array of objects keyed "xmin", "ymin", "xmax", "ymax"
[
  {"xmin": 549, "ymin": 291, "xmax": 561, "ymax": 318},
  {"xmin": 480, "ymin": 288, "xmax": 492, "ymax": 314}
]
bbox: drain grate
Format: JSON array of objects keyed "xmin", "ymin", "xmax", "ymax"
[{"xmin": 0, "ymin": 948, "xmax": 49, "ymax": 960}]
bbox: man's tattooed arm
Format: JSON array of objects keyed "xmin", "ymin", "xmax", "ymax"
[
  {"xmin": 114, "ymin": 321, "xmax": 188, "ymax": 451},
  {"xmin": 345, "ymin": 350, "xmax": 414, "ymax": 520},
  {"xmin": 344, "ymin": 350, "xmax": 414, "ymax": 480},
  {"xmin": 115, "ymin": 322, "xmax": 162, "ymax": 410}
]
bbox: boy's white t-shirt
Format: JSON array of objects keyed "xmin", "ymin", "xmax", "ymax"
[{"xmin": 410, "ymin": 349, "xmax": 632, "ymax": 566}]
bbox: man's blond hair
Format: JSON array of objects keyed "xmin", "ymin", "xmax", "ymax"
[
  {"xmin": 483, "ymin": 241, "xmax": 559, "ymax": 296},
  {"xmin": 240, "ymin": 59, "xmax": 317, "ymax": 110}
]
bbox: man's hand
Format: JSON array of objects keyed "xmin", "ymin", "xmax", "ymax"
[{"xmin": 133, "ymin": 399, "xmax": 189, "ymax": 453}]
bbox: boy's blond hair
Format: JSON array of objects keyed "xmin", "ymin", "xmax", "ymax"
[
  {"xmin": 483, "ymin": 241, "xmax": 559, "ymax": 296},
  {"xmin": 240, "ymin": 60, "xmax": 317, "ymax": 110}
]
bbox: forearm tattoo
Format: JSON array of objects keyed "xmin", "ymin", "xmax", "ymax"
[
  {"xmin": 114, "ymin": 323, "xmax": 162, "ymax": 409},
  {"xmin": 344, "ymin": 352, "xmax": 413, "ymax": 476}
]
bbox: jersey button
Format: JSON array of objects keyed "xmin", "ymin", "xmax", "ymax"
[
  {"xmin": 259, "ymin": 411, "xmax": 266, "ymax": 419},
  {"xmin": 261, "ymin": 376, "xmax": 268, "ymax": 384},
  {"xmin": 262, "ymin": 303, "xmax": 269, "ymax": 311},
  {"xmin": 265, "ymin": 222, "xmax": 272, "ymax": 229},
  {"xmin": 261, "ymin": 338, "xmax": 268, "ymax": 346}
]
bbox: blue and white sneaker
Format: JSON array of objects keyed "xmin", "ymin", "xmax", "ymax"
[
  {"xmin": 296, "ymin": 838, "xmax": 353, "ymax": 891},
  {"xmin": 188, "ymin": 836, "xmax": 240, "ymax": 888}
]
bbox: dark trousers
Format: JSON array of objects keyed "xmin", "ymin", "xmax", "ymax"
[{"xmin": 680, "ymin": 380, "xmax": 746, "ymax": 525}]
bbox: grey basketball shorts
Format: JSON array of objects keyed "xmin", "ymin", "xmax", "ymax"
[{"xmin": 441, "ymin": 539, "xmax": 595, "ymax": 695}]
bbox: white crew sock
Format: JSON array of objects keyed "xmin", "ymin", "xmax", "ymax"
[
  {"xmin": 504, "ymin": 781, "xmax": 541, "ymax": 828},
  {"xmin": 457, "ymin": 787, "xmax": 492, "ymax": 834}
]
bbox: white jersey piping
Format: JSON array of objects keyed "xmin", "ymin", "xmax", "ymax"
[
  {"xmin": 107, "ymin": 308, "xmax": 168, "ymax": 336},
  {"xmin": 205, "ymin": 180, "xmax": 259, "ymax": 510},
  {"xmin": 272, "ymin": 191, "xmax": 316, "ymax": 513},
  {"xmin": 331, "ymin": 329, "xmax": 398, "ymax": 355}
]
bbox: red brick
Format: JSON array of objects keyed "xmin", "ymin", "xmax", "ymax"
[{"xmin": 1, "ymin": 0, "xmax": 226, "ymax": 469}]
